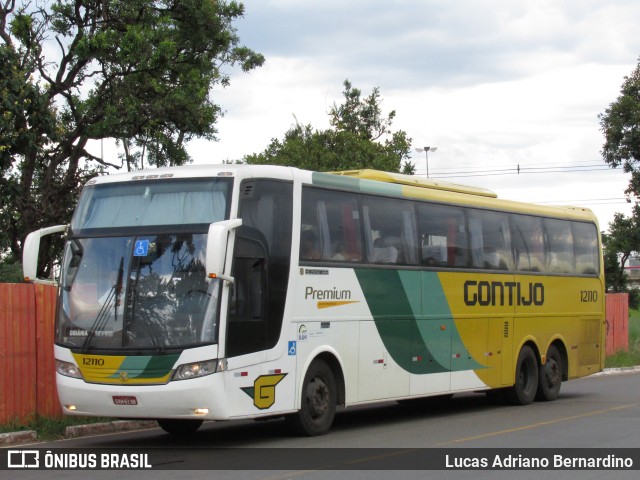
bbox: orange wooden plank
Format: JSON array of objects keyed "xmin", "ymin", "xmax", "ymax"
[
  {"xmin": 35, "ymin": 284, "xmax": 62, "ymax": 418},
  {"xmin": 605, "ymin": 293, "xmax": 629, "ymax": 355},
  {"xmin": 0, "ymin": 284, "xmax": 37, "ymax": 424}
]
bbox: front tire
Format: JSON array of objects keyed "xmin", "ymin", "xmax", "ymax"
[
  {"xmin": 536, "ymin": 344, "xmax": 563, "ymax": 401},
  {"xmin": 504, "ymin": 345, "xmax": 538, "ymax": 405},
  {"xmin": 157, "ymin": 419, "xmax": 203, "ymax": 435},
  {"xmin": 287, "ymin": 360, "xmax": 337, "ymax": 436}
]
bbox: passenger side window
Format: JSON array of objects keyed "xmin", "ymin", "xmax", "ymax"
[
  {"xmin": 417, "ymin": 203, "xmax": 469, "ymax": 268},
  {"xmin": 468, "ymin": 210, "xmax": 514, "ymax": 270},
  {"xmin": 572, "ymin": 222, "xmax": 599, "ymax": 275},
  {"xmin": 511, "ymin": 215, "xmax": 546, "ymax": 272},
  {"xmin": 544, "ymin": 219, "xmax": 575, "ymax": 273},
  {"xmin": 361, "ymin": 196, "xmax": 418, "ymax": 265},
  {"xmin": 300, "ymin": 188, "xmax": 363, "ymax": 262}
]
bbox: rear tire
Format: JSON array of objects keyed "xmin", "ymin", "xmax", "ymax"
[
  {"xmin": 504, "ymin": 345, "xmax": 538, "ymax": 405},
  {"xmin": 536, "ymin": 344, "xmax": 563, "ymax": 401},
  {"xmin": 286, "ymin": 360, "xmax": 337, "ymax": 436},
  {"xmin": 157, "ymin": 419, "xmax": 203, "ymax": 435}
]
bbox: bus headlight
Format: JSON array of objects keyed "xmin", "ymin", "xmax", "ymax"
[
  {"xmin": 56, "ymin": 359, "xmax": 83, "ymax": 379},
  {"xmin": 172, "ymin": 360, "xmax": 218, "ymax": 381}
]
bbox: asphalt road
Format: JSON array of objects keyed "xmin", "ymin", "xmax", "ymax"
[{"xmin": 3, "ymin": 369, "xmax": 640, "ymax": 480}]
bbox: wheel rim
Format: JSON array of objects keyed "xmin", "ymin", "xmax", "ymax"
[
  {"xmin": 544, "ymin": 357, "xmax": 560, "ymax": 388},
  {"xmin": 305, "ymin": 376, "xmax": 329, "ymax": 420}
]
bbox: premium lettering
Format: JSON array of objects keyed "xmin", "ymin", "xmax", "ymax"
[{"xmin": 305, "ymin": 286, "xmax": 352, "ymax": 301}]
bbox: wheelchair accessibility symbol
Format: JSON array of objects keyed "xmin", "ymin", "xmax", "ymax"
[
  {"xmin": 134, "ymin": 239, "xmax": 149, "ymax": 257},
  {"xmin": 288, "ymin": 341, "xmax": 296, "ymax": 356}
]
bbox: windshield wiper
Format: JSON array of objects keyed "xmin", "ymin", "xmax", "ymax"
[
  {"xmin": 125, "ymin": 260, "xmax": 165, "ymax": 353},
  {"xmin": 81, "ymin": 258, "xmax": 124, "ymax": 353}
]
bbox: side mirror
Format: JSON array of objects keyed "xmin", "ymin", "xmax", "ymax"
[
  {"xmin": 206, "ymin": 219, "xmax": 242, "ymax": 283},
  {"xmin": 22, "ymin": 224, "xmax": 68, "ymax": 282}
]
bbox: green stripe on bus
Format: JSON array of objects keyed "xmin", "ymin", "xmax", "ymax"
[
  {"xmin": 355, "ymin": 269, "xmax": 483, "ymax": 374},
  {"xmin": 109, "ymin": 354, "xmax": 179, "ymax": 379},
  {"xmin": 312, "ymin": 172, "xmax": 404, "ymax": 197}
]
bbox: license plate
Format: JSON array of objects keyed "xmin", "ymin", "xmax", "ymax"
[{"xmin": 112, "ymin": 395, "xmax": 138, "ymax": 406}]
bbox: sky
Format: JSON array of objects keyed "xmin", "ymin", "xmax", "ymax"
[{"xmin": 184, "ymin": 0, "xmax": 640, "ymax": 231}]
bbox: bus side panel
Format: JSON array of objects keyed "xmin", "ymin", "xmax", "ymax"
[
  {"xmin": 439, "ymin": 272, "xmax": 515, "ymax": 390},
  {"xmin": 512, "ymin": 274, "xmax": 604, "ymax": 380},
  {"xmin": 221, "ymin": 351, "xmax": 298, "ymax": 419},
  {"xmin": 292, "ymin": 267, "xmax": 370, "ymax": 405},
  {"xmin": 356, "ymin": 269, "xmax": 488, "ymax": 396},
  {"xmin": 357, "ymin": 319, "xmax": 409, "ymax": 401}
]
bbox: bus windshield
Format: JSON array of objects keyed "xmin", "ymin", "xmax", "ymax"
[
  {"xmin": 57, "ymin": 177, "xmax": 233, "ymax": 351},
  {"xmin": 57, "ymin": 234, "xmax": 221, "ymax": 351}
]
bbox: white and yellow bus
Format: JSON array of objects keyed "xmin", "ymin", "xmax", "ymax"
[{"xmin": 23, "ymin": 165, "xmax": 605, "ymax": 436}]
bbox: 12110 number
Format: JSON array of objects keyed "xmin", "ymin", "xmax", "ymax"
[{"xmin": 580, "ymin": 290, "xmax": 598, "ymax": 303}]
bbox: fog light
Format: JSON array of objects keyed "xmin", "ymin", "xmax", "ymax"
[
  {"xmin": 193, "ymin": 408, "xmax": 209, "ymax": 415},
  {"xmin": 65, "ymin": 405, "xmax": 77, "ymax": 412}
]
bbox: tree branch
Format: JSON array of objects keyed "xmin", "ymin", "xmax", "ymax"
[
  {"xmin": 0, "ymin": 0, "xmax": 16, "ymax": 45},
  {"xmin": 79, "ymin": 149, "xmax": 120, "ymax": 169}
]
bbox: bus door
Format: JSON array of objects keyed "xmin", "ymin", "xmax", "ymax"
[{"xmin": 221, "ymin": 180, "xmax": 294, "ymax": 415}]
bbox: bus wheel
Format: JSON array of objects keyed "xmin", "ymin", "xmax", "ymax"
[
  {"xmin": 287, "ymin": 360, "xmax": 337, "ymax": 436},
  {"xmin": 504, "ymin": 345, "xmax": 538, "ymax": 406},
  {"xmin": 157, "ymin": 419, "xmax": 203, "ymax": 435},
  {"xmin": 536, "ymin": 345, "xmax": 563, "ymax": 401}
]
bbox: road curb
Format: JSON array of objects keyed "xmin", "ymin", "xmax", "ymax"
[
  {"xmin": 64, "ymin": 420, "xmax": 158, "ymax": 438},
  {"xmin": 0, "ymin": 430, "xmax": 37, "ymax": 446},
  {"xmin": 592, "ymin": 365, "xmax": 640, "ymax": 376},
  {"xmin": 0, "ymin": 420, "xmax": 157, "ymax": 447}
]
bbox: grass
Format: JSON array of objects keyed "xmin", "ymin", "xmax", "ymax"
[
  {"xmin": 0, "ymin": 415, "xmax": 112, "ymax": 441},
  {"xmin": 605, "ymin": 307, "xmax": 640, "ymax": 368}
]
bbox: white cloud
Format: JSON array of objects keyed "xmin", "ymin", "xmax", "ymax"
[{"xmin": 182, "ymin": 0, "xmax": 640, "ymax": 228}]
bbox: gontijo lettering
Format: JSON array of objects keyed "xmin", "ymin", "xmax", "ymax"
[{"xmin": 464, "ymin": 280, "xmax": 544, "ymax": 306}]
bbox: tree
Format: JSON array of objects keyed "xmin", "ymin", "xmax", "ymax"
[
  {"xmin": 602, "ymin": 209, "xmax": 640, "ymax": 308},
  {"xmin": 600, "ymin": 57, "xmax": 640, "ymax": 198},
  {"xmin": 0, "ymin": 0, "xmax": 263, "ymax": 277},
  {"xmin": 244, "ymin": 80, "xmax": 412, "ymax": 173}
]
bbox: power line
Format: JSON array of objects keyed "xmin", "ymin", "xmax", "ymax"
[
  {"xmin": 419, "ymin": 163, "xmax": 614, "ymax": 179},
  {"xmin": 430, "ymin": 163, "xmax": 607, "ymax": 173}
]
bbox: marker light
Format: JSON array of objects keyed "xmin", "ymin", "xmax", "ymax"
[{"xmin": 56, "ymin": 359, "xmax": 83, "ymax": 379}]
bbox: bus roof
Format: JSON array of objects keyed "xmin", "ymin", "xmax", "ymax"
[
  {"xmin": 320, "ymin": 169, "xmax": 598, "ymax": 225},
  {"xmin": 331, "ymin": 169, "xmax": 498, "ymax": 198},
  {"xmin": 84, "ymin": 164, "xmax": 598, "ymax": 226}
]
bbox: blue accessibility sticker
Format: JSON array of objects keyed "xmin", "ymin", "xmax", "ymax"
[
  {"xmin": 134, "ymin": 239, "xmax": 149, "ymax": 257},
  {"xmin": 288, "ymin": 341, "xmax": 297, "ymax": 356}
]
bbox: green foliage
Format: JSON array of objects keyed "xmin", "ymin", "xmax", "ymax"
[
  {"xmin": 0, "ymin": 254, "xmax": 23, "ymax": 283},
  {"xmin": 600, "ymin": 57, "xmax": 640, "ymax": 197},
  {"xmin": 603, "ymin": 212, "xmax": 638, "ymax": 286},
  {"xmin": 1, "ymin": 1, "xmax": 263, "ymax": 276},
  {"xmin": 602, "ymin": 209, "xmax": 640, "ymax": 307},
  {"xmin": 245, "ymin": 80, "xmax": 412, "ymax": 173},
  {"xmin": 629, "ymin": 289, "xmax": 640, "ymax": 311}
]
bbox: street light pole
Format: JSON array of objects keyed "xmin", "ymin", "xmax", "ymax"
[{"xmin": 415, "ymin": 146, "xmax": 438, "ymax": 178}]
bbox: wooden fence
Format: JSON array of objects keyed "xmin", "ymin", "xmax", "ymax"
[
  {"xmin": 0, "ymin": 284, "xmax": 633, "ymax": 424},
  {"xmin": 605, "ymin": 293, "xmax": 629, "ymax": 355},
  {"xmin": 0, "ymin": 283, "xmax": 60, "ymax": 424}
]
